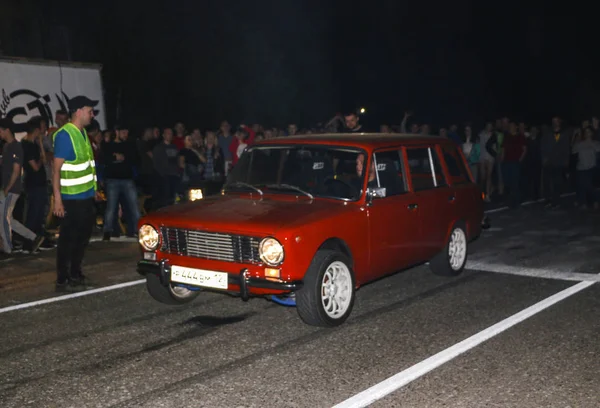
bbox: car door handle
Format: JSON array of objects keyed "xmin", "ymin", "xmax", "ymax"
[
  {"xmin": 448, "ymin": 195, "xmax": 456, "ymax": 202},
  {"xmin": 407, "ymin": 203, "xmax": 418, "ymax": 210}
]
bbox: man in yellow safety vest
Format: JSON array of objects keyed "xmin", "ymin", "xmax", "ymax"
[{"xmin": 52, "ymin": 96, "xmax": 101, "ymax": 291}]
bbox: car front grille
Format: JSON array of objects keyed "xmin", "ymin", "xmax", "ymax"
[{"xmin": 160, "ymin": 227, "xmax": 261, "ymax": 264}]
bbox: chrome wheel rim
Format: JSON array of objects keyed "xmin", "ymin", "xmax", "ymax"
[
  {"xmin": 448, "ymin": 228, "xmax": 467, "ymax": 270},
  {"xmin": 321, "ymin": 261, "xmax": 352, "ymax": 319},
  {"xmin": 170, "ymin": 285, "xmax": 195, "ymax": 299}
]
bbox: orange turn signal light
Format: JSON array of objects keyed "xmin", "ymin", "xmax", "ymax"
[{"xmin": 265, "ymin": 268, "xmax": 281, "ymax": 279}]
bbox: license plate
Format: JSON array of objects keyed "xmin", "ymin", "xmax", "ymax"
[{"xmin": 170, "ymin": 266, "xmax": 228, "ymax": 289}]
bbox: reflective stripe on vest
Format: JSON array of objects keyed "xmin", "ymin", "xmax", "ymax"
[
  {"xmin": 61, "ymin": 160, "xmax": 96, "ymax": 172},
  {"xmin": 53, "ymin": 123, "xmax": 97, "ymax": 196}
]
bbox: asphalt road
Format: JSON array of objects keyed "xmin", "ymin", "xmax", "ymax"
[{"xmin": 0, "ymin": 196, "xmax": 598, "ymax": 408}]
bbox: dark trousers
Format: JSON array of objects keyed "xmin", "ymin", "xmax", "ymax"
[
  {"xmin": 153, "ymin": 175, "xmax": 180, "ymax": 210},
  {"xmin": 103, "ymin": 179, "xmax": 140, "ymax": 236},
  {"xmin": 137, "ymin": 174, "xmax": 155, "ymax": 196},
  {"xmin": 543, "ymin": 165, "xmax": 565, "ymax": 205},
  {"xmin": 25, "ymin": 186, "xmax": 48, "ymax": 235},
  {"xmin": 136, "ymin": 174, "xmax": 155, "ymax": 212},
  {"xmin": 522, "ymin": 162, "xmax": 542, "ymax": 201},
  {"xmin": 57, "ymin": 198, "xmax": 95, "ymax": 283},
  {"xmin": 577, "ymin": 168, "xmax": 598, "ymax": 205},
  {"xmin": 503, "ymin": 161, "xmax": 521, "ymax": 208}
]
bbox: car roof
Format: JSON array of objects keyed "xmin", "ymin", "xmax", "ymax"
[{"xmin": 254, "ymin": 133, "xmax": 454, "ymax": 150}]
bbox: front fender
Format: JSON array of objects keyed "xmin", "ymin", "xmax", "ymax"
[{"xmin": 278, "ymin": 211, "xmax": 368, "ymax": 283}]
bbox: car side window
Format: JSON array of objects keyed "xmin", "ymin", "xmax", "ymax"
[
  {"xmin": 373, "ymin": 149, "xmax": 407, "ymax": 196},
  {"xmin": 442, "ymin": 145, "xmax": 470, "ymax": 184},
  {"xmin": 406, "ymin": 147, "xmax": 447, "ymax": 191}
]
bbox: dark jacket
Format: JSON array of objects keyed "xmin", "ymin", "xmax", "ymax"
[
  {"xmin": 524, "ymin": 136, "xmax": 542, "ymax": 168},
  {"xmin": 541, "ymin": 128, "xmax": 571, "ymax": 167},
  {"xmin": 485, "ymin": 131, "xmax": 502, "ymax": 158},
  {"xmin": 101, "ymin": 140, "xmax": 138, "ymax": 179}
]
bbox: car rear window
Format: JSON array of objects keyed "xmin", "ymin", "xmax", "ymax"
[
  {"xmin": 441, "ymin": 144, "xmax": 470, "ymax": 184},
  {"xmin": 405, "ymin": 147, "xmax": 447, "ymax": 191}
]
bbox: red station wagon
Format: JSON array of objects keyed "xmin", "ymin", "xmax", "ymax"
[{"xmin": 137, "ymin": 134, "xmax": 487, "ymax": 327}]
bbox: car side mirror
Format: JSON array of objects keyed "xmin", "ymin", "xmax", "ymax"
[{"xmin": 367, "ymin": 187, "xmax": 387, "ymax": 200}]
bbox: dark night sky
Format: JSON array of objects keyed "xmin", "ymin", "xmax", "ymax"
[{"xmin": 34, "ymin": 0, "xmax": 600, "ymax": 130}]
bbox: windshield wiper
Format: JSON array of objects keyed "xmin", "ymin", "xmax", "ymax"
[
  {"xmin": 266, "ymin": 184, "xmax": 314, "ymax": 200},
  {"xmin": 223, "ymin": 181, "xmax": 263, "ymax": 196}
]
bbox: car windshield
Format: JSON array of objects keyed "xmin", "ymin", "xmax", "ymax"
[{"xmin": 226, "ymin": 145, "xmax": 367, "ymax": 201}]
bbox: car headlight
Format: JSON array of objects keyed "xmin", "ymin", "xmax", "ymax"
[
  {"xmin": 259, "ymin": 237, "xmax": 284, "ymax": 266},
  {"xmin": 188, "ymin": 188, "xmax": 203, "ymax": 201},
  {"xmin": 139, "ymin": 224, "xmax": 160, "ymax": 251}
]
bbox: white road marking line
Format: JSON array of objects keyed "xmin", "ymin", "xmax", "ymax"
[
  {"xmin": 485, "ymin": 206, "xmax": 509, "ymax": 214},
  {"xmin": 466, "ymin": 261, "xmax": 600, "ymax": 282},
  {"xmin": 0, "ymin": 279, "xmax": 146, "ymax": 314},
  {"xmin": 484, "ymin": 192, "xmax": 576, "ymax": 214},
  {"xmin": 332, "ymin": 276, "xmax": 597, "ymax": 408}
]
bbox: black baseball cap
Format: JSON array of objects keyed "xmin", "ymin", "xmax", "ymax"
[
  {"xmin": 0, "ymin": 117, "xmax": 13, "ymax": 130},
  {"xmin": 68, "ymin": 96, "xmax": 98, "ymax": 113}
]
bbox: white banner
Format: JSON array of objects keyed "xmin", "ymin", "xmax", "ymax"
[{"xmin": 0, "ymin": 58, "xmax": 106, "ymax": 140}]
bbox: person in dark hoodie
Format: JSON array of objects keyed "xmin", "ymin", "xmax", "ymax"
[
  {"xmin": 541, "ymin": 117, "xmax": 571, "ymax": 208},
  {"xmin": 152, "ymin": 127, "xmax": 180, "ymax": 208},
  {"xmin": 101, "ymin": 124, "xmax": 140, "ymax": 240}
]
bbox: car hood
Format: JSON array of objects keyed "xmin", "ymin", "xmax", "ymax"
[{"xmin": 148, "ymin": 194, "xmax": 354, "ymax": 236}]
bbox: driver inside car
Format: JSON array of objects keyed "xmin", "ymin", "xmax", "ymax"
[{"xmin": 353, "ymin": 153, "xmax": 378, "ymax": 194}]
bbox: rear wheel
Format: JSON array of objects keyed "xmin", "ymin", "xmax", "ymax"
[
  {"xmin": 296, "ymin": 250, "xmax": 355, "ymax": 327},
  {"xmin": 430, "ymin": 224, "xmax": 468, "ymax": 277},
  {"xmin": 146, "ymin": 273, "xmax": 200, "ymax": 305}
]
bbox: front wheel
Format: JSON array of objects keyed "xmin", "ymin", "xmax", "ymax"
[
  {"xmin": 430, "ymin": 224, "xmax": 468, "ymax": 276},
  {"xmin": 296, "ymin": 250, "xmax": 355, "ymax": 327},
  {"xmin": 146, "ymin": 273, "xmax": 200, "ymax": 305}
]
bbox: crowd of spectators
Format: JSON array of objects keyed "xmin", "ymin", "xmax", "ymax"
[{"xmin": 0, "ymin": 108, "xmax": 598, "ymax": 256}]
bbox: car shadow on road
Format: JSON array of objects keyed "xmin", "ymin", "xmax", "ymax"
[
  {"xmin": 142, "ymin": 313, "xmax": 255, "ymax": 353},
  {"xmin": 182, "ymin": 314, "xmax": 252, "ymax": 328}
]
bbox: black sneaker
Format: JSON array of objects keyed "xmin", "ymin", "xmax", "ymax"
[
  {"xmin": 28, "ymin": 236, "xmax": 45, "ymax": 253},
  {"xmin": 103, "ymin": 232, "xmax": 111, "ymax": 241},
  {"xmin": 40, "ymin": 240, "xmax": 56, "ymax": 251},
  {"xmin": 55, "ymin": 280, "xmax": 70, "ymax": 292},
  {"xmin": 70, "ymin": 275, "xmax": 92, "ymax": 288}
]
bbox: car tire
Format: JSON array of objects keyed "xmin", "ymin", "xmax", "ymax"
[
  {"xmin": 430, "ymin": 223, "xmax": 468, "ymax": 277},
  {"xmin": 146, "ymin": 273, "xmax": 200, "ymax": 305},
  {"xmin": 296, "ymin": 250, "xmax": 355, "ymax": 327}
]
